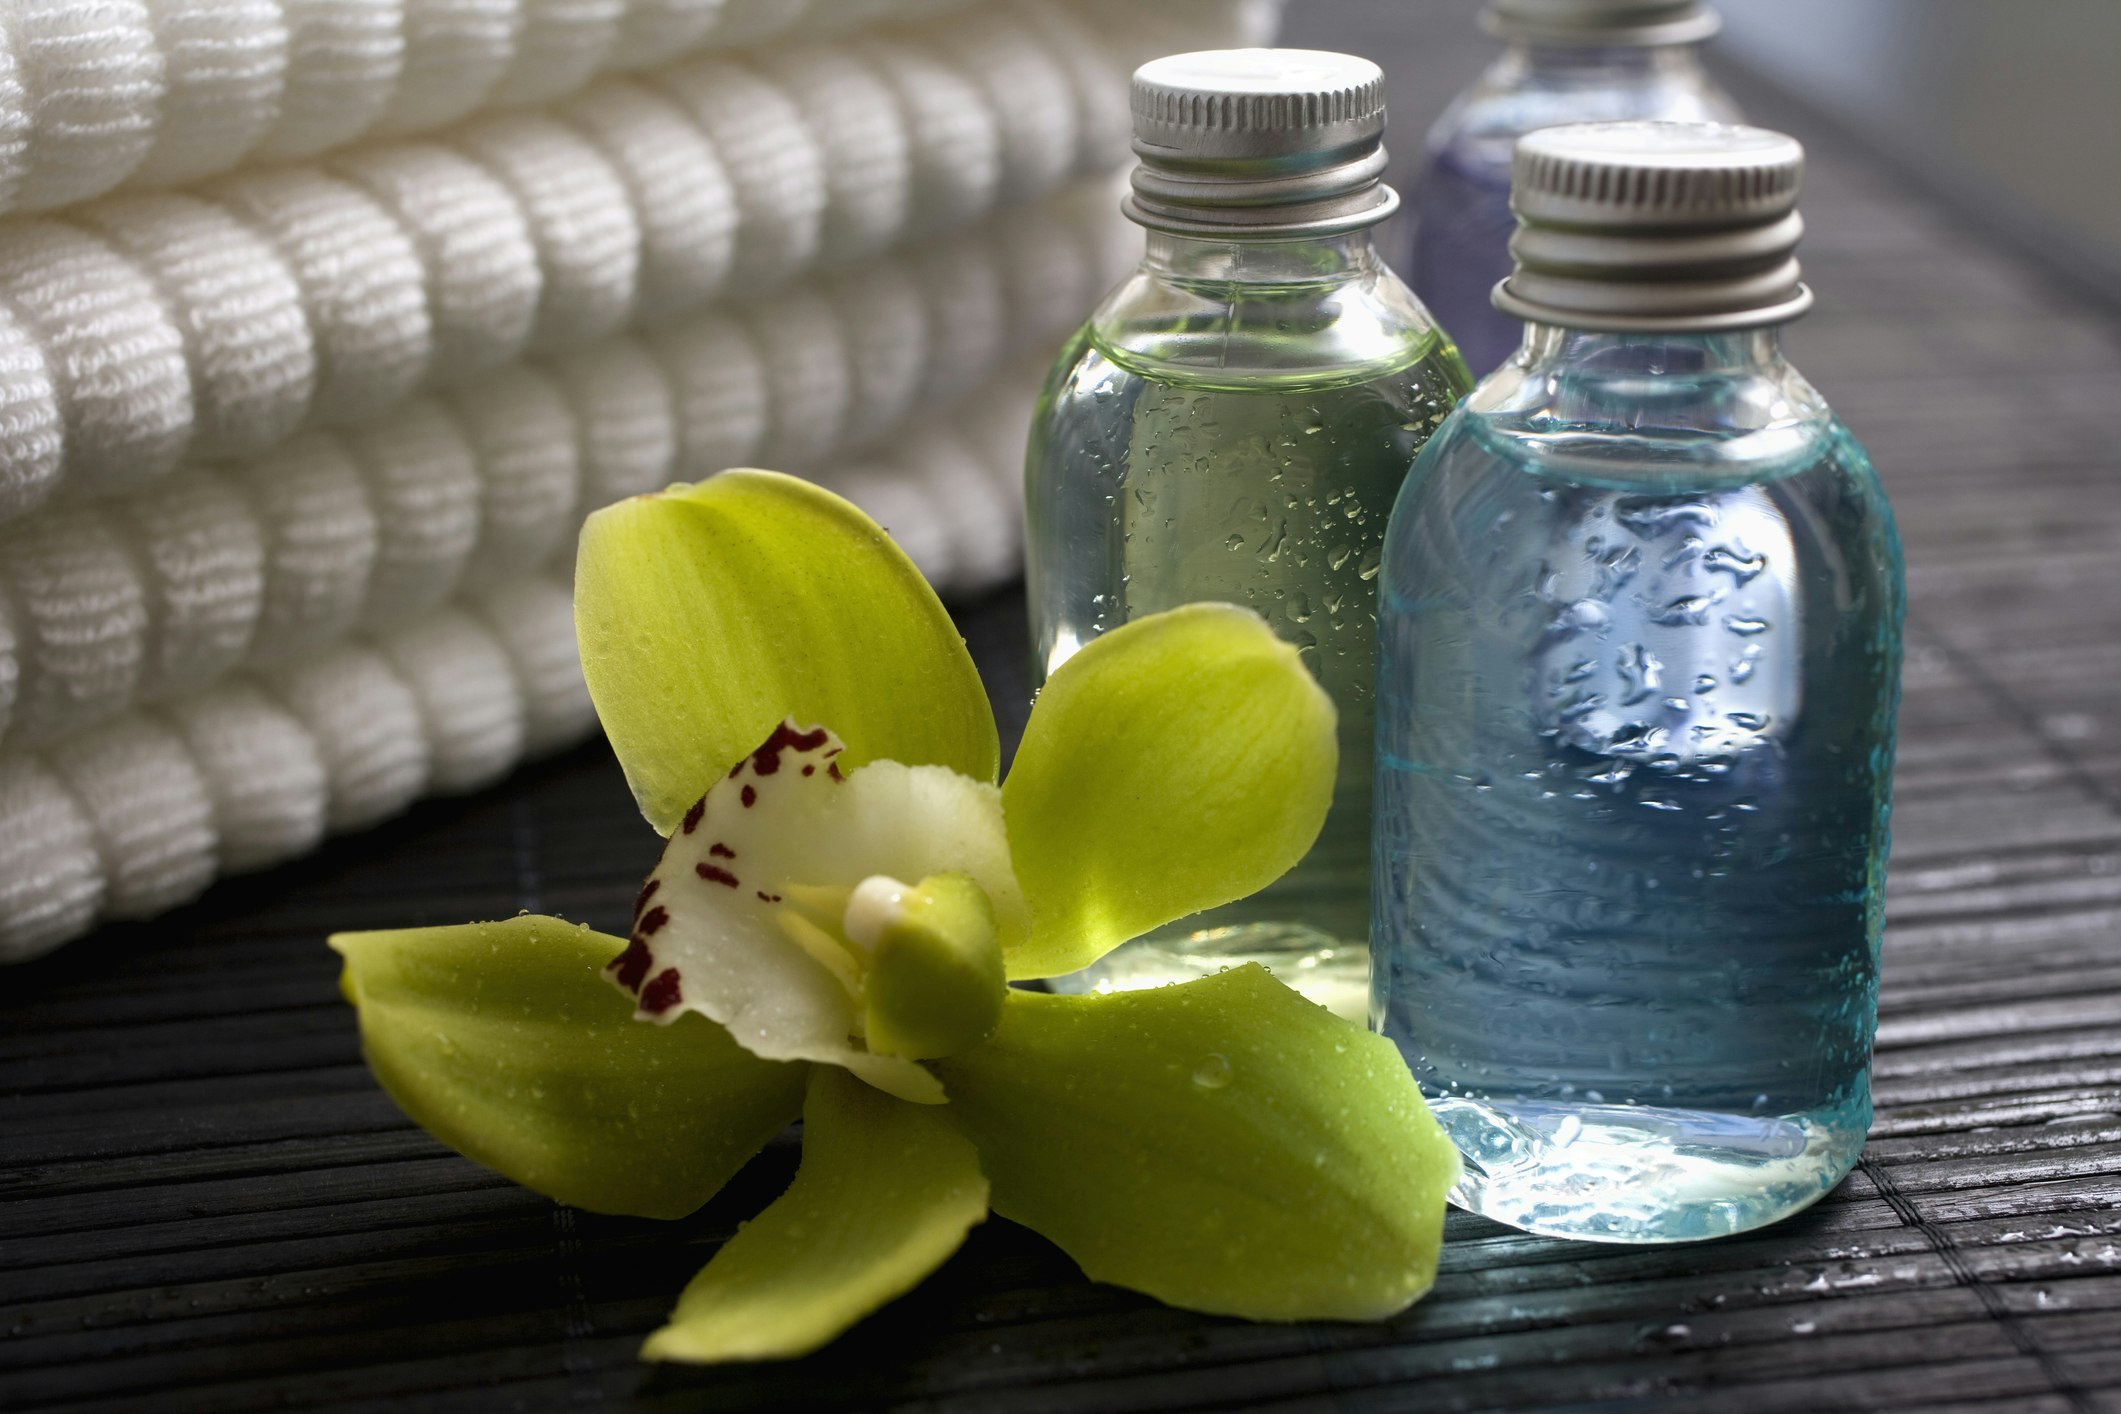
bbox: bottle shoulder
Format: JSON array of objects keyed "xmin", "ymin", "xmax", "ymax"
[
  {"xmin": 1466, "ymin": 342, "xmax": 1831, "ymax": 421},
  {"xmin": 1078, "ymin": 261, "xmax": 1471, "ymax": 394},
  {"xmin": 1389, "ymin": 407, "xmax": 1902, "ymax": 620},
  {"xmin": 1414, "ymin": 357, "xmax": 1876, "ymax": 497}
]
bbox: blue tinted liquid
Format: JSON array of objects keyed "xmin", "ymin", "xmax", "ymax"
[
  {"xmin": 1407, "ymin": 147, "xmax": 1519, "ymax": 375},
  {"xmin": 1396, "ymin": 46, "xmax": 1741, "ymax": 377},
  {"xmin": 1373, "ymin": 412, "xmax": 1903, "ymax": 1242}
]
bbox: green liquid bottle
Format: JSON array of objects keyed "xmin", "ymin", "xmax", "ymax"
[{"xmin": 1024, "ymin": 49, "xmax": 1472, "ymax": 1018}]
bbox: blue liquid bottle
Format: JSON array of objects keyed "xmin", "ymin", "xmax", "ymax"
[
  {"xmin": 1401, "ymin": 0, "xmax": 1738, "ymax": 376},
  {"xmin": 1373, "ymin": 123, "xmax": 1904, "ymax": 1242}
]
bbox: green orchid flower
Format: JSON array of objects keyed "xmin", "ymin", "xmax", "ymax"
[{"xmin": 331, "ymin": 470, "xmax": 1459, "ymax": 1364}]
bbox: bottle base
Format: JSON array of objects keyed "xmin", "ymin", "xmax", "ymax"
[
  {"xmin": 1045, "ymin": 923, "xmax": 1369, "ymax": 1021},
  {"xmin": 1430, "ymin": 1095, "xmax": 1866, "ymax": 1243}
]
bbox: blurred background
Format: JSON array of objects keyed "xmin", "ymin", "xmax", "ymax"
[{"xmin": 1294, "ymin": 0, "xmax": 2121, "ymax": 304}]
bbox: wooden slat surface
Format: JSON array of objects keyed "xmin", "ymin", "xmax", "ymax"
[{"xmin": 6, "ymin": 11, "xmax": 2121, "ymax": 1412}]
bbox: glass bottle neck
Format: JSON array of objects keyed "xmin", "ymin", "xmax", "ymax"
[
  {"xmin": 1500, "ymin": 38, "xmax": 1711, "ymax": 83},
  {"xmin": 1511, "ymin": 324, "xmax": 1789, "ymax": 378},
  {"xmin": 1466, "ymin": 321, "xmax": 1831, "ymax": 489},
  {"xmin": 1138, "ymin": 228, "xmax": 1386, "ymax": 287},
  {"xmin": 1097, "ymin": 221, "xmax": 1450, "ymax": 386}
]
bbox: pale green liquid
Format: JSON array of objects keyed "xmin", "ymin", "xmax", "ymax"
[{"xmin": 1026, "ymin": 326, "xmax": 1470, "ymax": 1017}]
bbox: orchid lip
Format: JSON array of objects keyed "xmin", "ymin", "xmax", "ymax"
[{"xmin": 599, "ymin": 717, "xmax": 1022, "ymax": 1103}]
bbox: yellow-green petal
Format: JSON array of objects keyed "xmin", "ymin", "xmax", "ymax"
[
  {"xmin": 575, "ymin": 470, "xmax": 998, "ymax": 834},
  {"xmin": 1000, "ymin": 603, "xmax": 1337, "ymax": 979},
  {"xmin": 331, "ymin": 916, "xmax": 805, "ymax": 1220},
  {"xmin": 642, "ymin": 1065, "xmax": 989, "ymax": 1363},
  {"xmin": 933, "ymin": 965, "xmax": 1458, "ymax": 1322}
]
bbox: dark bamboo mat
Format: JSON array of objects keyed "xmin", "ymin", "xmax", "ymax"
[{"xmin": 7, "ymin": 20, "xmax": 2121, "ymax": 1414}]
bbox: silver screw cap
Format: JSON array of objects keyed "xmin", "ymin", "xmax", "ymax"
[
  {"xmin": 1495, "ymin": 121, "xmax": 1813, "ymax": 332},
  {"xmin": 1125, "ymin": 49, "xmax": 1398, "ymax": 239},
  {"xmin": 1484, "ymin": 0, "xmax": 1721, "ymax": 47}
]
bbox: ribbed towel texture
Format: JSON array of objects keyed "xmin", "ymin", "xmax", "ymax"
[
  {"xmin": 0, "ymin": 0, "xmax": 1278, "ymax": 960},
  {"xmin": 0, "ymin": 186, "xmax": 1127, "ymax": 753}
]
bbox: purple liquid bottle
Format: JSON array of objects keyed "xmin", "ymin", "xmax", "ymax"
[{"xmin": 1402, "ymin": 0, "xmax": 1741, "ymax": 375}]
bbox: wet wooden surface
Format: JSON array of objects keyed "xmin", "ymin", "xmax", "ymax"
[{"xmin": 6, "ymin": 9, "xmax": 2121, "ymax": 1413}]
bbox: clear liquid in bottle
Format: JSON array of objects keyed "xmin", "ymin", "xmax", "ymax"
[
  {"xmin": 1374, "ymin": 347, "xmax": 1903, "ymax": 1241},
  {"xmin": 1031, "ymin": 327, "xmax": 1469, "ymax": 1017}
]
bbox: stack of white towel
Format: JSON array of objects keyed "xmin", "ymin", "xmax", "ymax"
[{"xmin": 0, "ymin": 0, "xmax": 1277, "ymax": 961}]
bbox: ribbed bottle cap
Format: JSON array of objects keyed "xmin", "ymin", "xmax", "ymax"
[
  {"xmin": 1124, "ymin": 49, "xmax": 1398, "ymax": 239},
  {"xmin": 1494, "ymin": 121, "xmax": 1813, "ymax": 332},
  {"xmin": 1483, "ymin": 0, "xmax": 1721, "ymax": 46}
]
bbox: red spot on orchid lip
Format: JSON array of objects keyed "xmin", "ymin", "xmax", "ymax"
[
  {"xmin": 640, "ymin": 968, "xmax": 683, "ymax": 1014},
  {"xmin": 633, "ymin": 877, "xmax": 660, "ymax": 918},
  {"xmin": 696, "ymin": 863, "xmax": 739, "ymax": 888},
  {"xmin": 740, "ymin": 785, "xmax": 757, "ymax": 808},
  {"xmin": 609, "ymin": 934, "xmax": 655, "ymax": 991},
  {"xmin": 636, "ymin": 904, "xmax": 669, "ymax": 937},
  {"xmin": 709, "ymin": 842, "xmax": 735, "ymax": 860},
  {"xmin": 756, "ymin": 890, "xmax": 782, "ymax": 903},
  {"xmin": 728, "ymin": 761, "xmax": 744, "ymax": 779},
  {"xmin": 749, "ymin": 721, "xmax": 832, "ymax": 777},
  {"xmin": 823, "ymin": 746, "xmax": 843, "ymax": 758},
  {"xmin": 681, "ymin": 797, "xmax": 706, "ymax": 834},
  {"xmin": 827, "ymin": 761, "xmax": 844, "ymax": 782},
  {"xmin": 801, "ymin": 764, "xmax": 814, "ymax": 777}
]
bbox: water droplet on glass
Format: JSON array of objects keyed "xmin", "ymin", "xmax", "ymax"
[
  {"xmin": 1192, "ymin": 1054, "xmax": 1234, "ymax": 1089},
  {"xmin": 1617, "ymin": 642, "xmax": 1663, "ymax": 705},
  {"xmin": 1552, "ymin": 599, "xmax": 1612, "ymax": 636},
  {"xmin": 1704, "ymin": 545, "xmax": 1767, "ymax": 583},
  {"xmin": 1616, "ymin": 499, "xmax": 1716, "ymax": 536},
  {"xmin": 1654, "ymin": 595, "xmax": 1714, "ymax": 627}
]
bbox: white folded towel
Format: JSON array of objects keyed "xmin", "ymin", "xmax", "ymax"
[
  {"xmin": 0, "ymin": 0, "xmax": 995, "ymax": 216},
  {"xmin": 0, "ymin": 570, "xmax": 591, "ymax": 957},
  {"xmin": 0, "ymin": 0, "xmax": 1190, "ymax": 526},
  {"xmin": 0, "ymin": 178, "xmax": 1130, "ymax": 753}
]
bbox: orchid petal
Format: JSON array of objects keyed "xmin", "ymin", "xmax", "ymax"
[
  {"xmin": 575, "ymin": 470, "xmax": 998, "ymax": 834},
  {"xmin": 934, "ymin": 966, "xmax": 1458, "ymax": 1321},
  {"xmin": 607, "ymin": 720, "xmax": 1024, "ymax": 1103},
  {"xmin": 642, "ymin": 1065, "xmax": 989, "ymax": 1363},
  {"xmin": 1000, "ymin": 604, "xmax": 1338, "ymax": 979},
  {"xmin": 331, "ymin": 916, "xmax": 805, "ymax": 1220}
]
